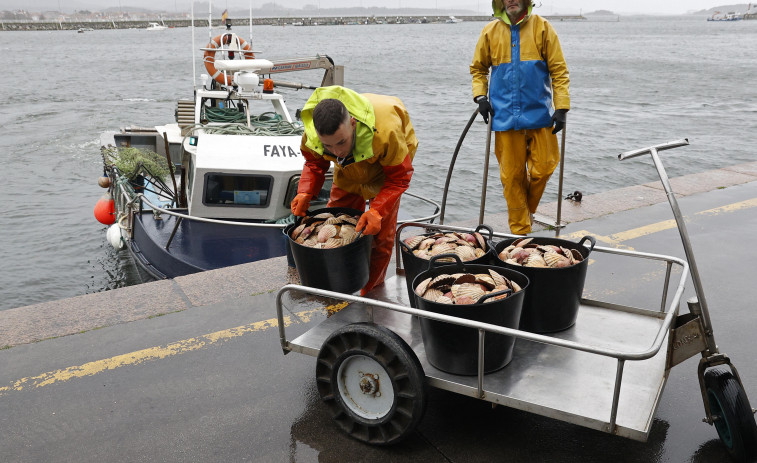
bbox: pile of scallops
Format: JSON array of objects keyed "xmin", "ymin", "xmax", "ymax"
[
  {"xmin": 289, "ymin": 212, "xmax": 361, "ymax": 249},
  {"xmin": 498, "ymin": 237, "xmax": 583, "ymax": 268},
  {"xmin": 402, "ymin": 231, "xmax": 488, "ymax": 262},
  {"xmin": 415, "ymin": 269, "xmax": 522, "ymax": 305}
]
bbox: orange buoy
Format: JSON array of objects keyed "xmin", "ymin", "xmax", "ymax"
[{"xmin": 94, "ymin": 193, "xmax": 116, "ymax": 225}]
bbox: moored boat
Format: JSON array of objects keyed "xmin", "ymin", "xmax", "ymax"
[{"xmin": 96, "ymin": 14, "xmax": 439, "ymax": 281}]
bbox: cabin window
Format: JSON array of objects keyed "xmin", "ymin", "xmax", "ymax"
[
  {"xmin": 203, "ymin": 173, "xmax": 273, "ymax": 207},
  {"xmin": 284, "ymin": 174, "xmax": 334, "ymax": 209}
]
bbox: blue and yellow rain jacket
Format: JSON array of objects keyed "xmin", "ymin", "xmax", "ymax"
[{"xmin": 470, "ymin": 3, "xmax": 570, "ymax": 132}]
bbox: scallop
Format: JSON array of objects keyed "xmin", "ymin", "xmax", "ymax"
[
  {"xmin": 323, "ymin": 238, "xmax": 344, "ymax": 249},
  {"xmin": 339, "ymin": 225, "xmax": 357, "ymax": 242},
  {"xmin": 403, "ymin": 235, "xmax": 424, "ymax": 250},
  {"xmin": 422, "ymin": 288, "xmax": 443, "ymax": 301},
  {"xmin": 451, "ymin": 283, "xmax": 485, "ymax": 302},
  {"xmin": 524, "ymin": 253, "xmax": 548, "ymax": 268},
  {"xmin": 455, "ymin": 245, "xmax": 477, "ymax": 261},
  {"xmin": 415, "ymin": 277, "xmax": 432, "ymax": 296},
  {"xmin": 428, "ymin": 242, "xmax": 456, "ymax": 256},
  {"xmin": 489, "ymin": 269, "xmax": 507, "ymax": 287},
  {"xmin": 312, "ymin": 212, "xmax": 334, "ymax": 219},
  {"xmin": 303, "ymin": 237, "xmax": 318, "ymax": 247},
  {"xmin": 435, "ymin": 295, "xmax": 454, "ymax": 304},
  {"xmin": 317, "ymin": 224, "xmax": 338, "ymax": 243},
  {"xmin": 291, "ymin": 223, "xmax": 307, "ymax": 239},
  {"xmin": 474, "ymin": 232, "xmax": 487, "ymax": 249},
  {"xmin": 417, "ymin": 238, "xmax": 435, "ymax": 250},
  {"xmin": 429, "ymin": 274, "xmax": 456, "ymax": 289},
  {"xmin": 513, "ymin": 237, "xmax": 533, "ymax": 248},
  {"xmin": 337, "ymin": 214, "xmax": 358, "ymax": 225},
  {"xmin": 544, "ymin": 252, "xmax": 571, "ymax": 268},
  {"xmin": 474, "ymin": 274, "xmax": 496, "ymax": 290}
]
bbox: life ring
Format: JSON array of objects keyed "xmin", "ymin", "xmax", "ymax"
[{"xmin": 203, "ymin": 33, "xmax": 255, "ymax": 86}]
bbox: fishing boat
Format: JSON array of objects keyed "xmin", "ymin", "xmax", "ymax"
[
  {"xmin": 96, "ymin": 15, "xmax": 439, "ymax": 281},
  {"xmin": 707, "ymin": 11, "xmax": 743, "ymax": 21},
  {"xmin": 145, "ymin": 22, "xmax": 169, "ymax": 30},
  {"xmin": 445, "ymin": 16, "xmax": 463, "ymax": 23}
]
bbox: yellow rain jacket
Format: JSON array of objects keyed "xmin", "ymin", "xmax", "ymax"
[
  {"xmin": 470, "ymin": 5, "xmax": 570, "ymax": 131},
  {"xmin": 299, "ymin": 86, "xmax": 417, "ymax": 200}
]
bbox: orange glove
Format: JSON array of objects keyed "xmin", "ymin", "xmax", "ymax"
[
  {"xmin": 356, "ymin": 208, "xmax": 382, "ymax": 235},
  {"xmin": 291, "ymin": 193, "xmax": 312, "ymax": 217}
]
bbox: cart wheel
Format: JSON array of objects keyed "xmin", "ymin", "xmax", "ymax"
[
  {"xmin": 316, "ymin": 322, "xmax": 426, "ymax": 445},
  {"xmin": 704, "ymin": 368, "xmax": 757, "ymax": 462}
]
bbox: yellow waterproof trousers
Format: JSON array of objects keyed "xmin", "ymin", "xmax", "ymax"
[{"xmin": 494, "ymin": 127, "xmax": 560, "ymax": 235}]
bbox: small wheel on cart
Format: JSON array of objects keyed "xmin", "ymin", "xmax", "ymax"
[
  {"xmin": 704, "ymin": 368, "xmax": 757, "ymax": 462},
  {"xmin": 315, "ymin": 322, "xmax": 427, "ymax": 445}
]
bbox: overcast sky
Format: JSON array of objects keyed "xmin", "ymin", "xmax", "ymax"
[{"xmin": 4, "ymin": 0, "xmax": 733, "ymax": 15}]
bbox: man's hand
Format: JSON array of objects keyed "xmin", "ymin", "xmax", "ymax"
[
  {"xmin": 551, "ymin": 109, "xmax": 568, "ymax": 134},
  {"xmin": 290, "ymin": 193, "xmax": 312, "ymax": 217},
  {"xmin": 356, "ymin": 208, "xmax": 382, "ymax": 235},
  {"xmin": 476, "ymin": 96, "xmax": 495, "ymax": 124}
]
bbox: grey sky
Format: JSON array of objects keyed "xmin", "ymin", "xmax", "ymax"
[{"xmin": 2, "ymin": 0, "xmax": 735, "ymax": 15}]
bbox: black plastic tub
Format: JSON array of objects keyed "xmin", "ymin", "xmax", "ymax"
[
  {"xmin": 399, "ymin": 224, "xmax": 494, "ymax": 308},
  {"xmin": 412, "ymin": 255, "xmax": 529, "ymax": 376},
  {"xmin": 492, "ymin": 235, "xmax": 596, "ymax": 333},
  {"xmin": 284, "ymin": 207, "xmax": 372, "ymax": 294}
]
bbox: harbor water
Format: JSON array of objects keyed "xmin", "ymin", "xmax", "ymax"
[{"xmin": 1, "ymin": 15, "xmax": 756, "ymax": 311}]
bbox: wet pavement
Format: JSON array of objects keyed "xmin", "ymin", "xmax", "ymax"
[{"xmin": 2, "ymin": 165, "xmax": 757, "ymax": 462}]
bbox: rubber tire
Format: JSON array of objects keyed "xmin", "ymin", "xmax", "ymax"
[
  {"xmin": 704, "ymin": 368, "xmax": 757, "ymax": 462},
  {"xmin": 316, "ymin": 322, "xmax": 426, "ymax": 445}
]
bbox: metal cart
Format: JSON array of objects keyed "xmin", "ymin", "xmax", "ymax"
[{"xmin": 274, "ymin": 140, "xmax": 757, "ymax": 462}]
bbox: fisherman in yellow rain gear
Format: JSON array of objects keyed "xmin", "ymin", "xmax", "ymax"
[
  {"xmin": 290, "ymin": 86, "xmax": 417, "ymax": 296},
  {"xmin": 470, "ymin": 0, "xmax": 570, "ymax": 235}
]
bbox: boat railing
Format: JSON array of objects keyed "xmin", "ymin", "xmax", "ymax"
[{"xmin": 112, "ymin": 174, "xmax": 441, "ymax": 237}]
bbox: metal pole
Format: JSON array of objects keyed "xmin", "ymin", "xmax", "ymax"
[
  {"xmin": 191, "ymin": 2, "xmax": 196, "ymax": 90},
  {"xmin": 163, "ymin": 132, "xmax": 179, "ymax": 206},
  {"xmin": 647, "ymin": 147, "xmax": 716, "ymax": 350},
  {"xmin": 479, "ymin": 119, "xmax": 493, "ymax": 225},
  {"xmin": 555, "ymin": 120, "xmax": 567, "ymax": 236}
]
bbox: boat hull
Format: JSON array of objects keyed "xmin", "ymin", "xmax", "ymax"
[{"xmin": 128, "ymin": 210, "xmax": 288, "ymax": 279}]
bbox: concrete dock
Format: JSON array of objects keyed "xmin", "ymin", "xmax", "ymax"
[{"xmin": 2, "ymin": 159, "xmax": 757, "ymax": 462}]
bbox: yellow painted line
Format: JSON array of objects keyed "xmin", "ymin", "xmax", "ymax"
[
  {"xmin": 696, "ymin": 197, "xmax": 757, "ymax": 216},
  {"xmin": 0, "ymin": 302, "xmax": 348, "ymax": 397},
  {"xmin": 562, "ymin": 197, "xmax": 757, "ymax": 246}
]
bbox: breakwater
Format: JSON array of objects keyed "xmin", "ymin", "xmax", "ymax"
[{"xmin": 0, "ymin": 15, "xmax": 587, "ymax": 31}]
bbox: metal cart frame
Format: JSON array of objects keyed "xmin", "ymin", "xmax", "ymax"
[{"xmin": 274, "ymin": 139, "xmax": 757, "ymax": 461}]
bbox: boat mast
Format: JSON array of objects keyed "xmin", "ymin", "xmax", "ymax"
[{"xmin": 191, "ymin": 1, "xmax": 196, "ymax": 90}]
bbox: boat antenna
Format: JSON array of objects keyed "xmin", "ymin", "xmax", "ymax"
[
  {"xmin": 249, "ymin": 1, "xmax": 253, "ymax": 50},
  {"xmin": 208, "ymin": 0, "xmax": 213, "ymax": 45},
  {"xmin": 191, "ymin": 1, "xmax": 196, "ymax": 90}
]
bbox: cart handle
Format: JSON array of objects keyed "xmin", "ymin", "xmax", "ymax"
[{"xmin": 618, "ymin": 138, "xmax": 689, "ymax": 161}]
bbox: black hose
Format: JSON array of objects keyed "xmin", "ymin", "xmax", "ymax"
[{"xmin": 439, "ymin": 108, "xmax": 480, "ymax": 224}]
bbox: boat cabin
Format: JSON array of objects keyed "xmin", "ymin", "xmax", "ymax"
[{"xmin": 182, "ymin": 58, "xmax": 331, "ymax": 221}]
